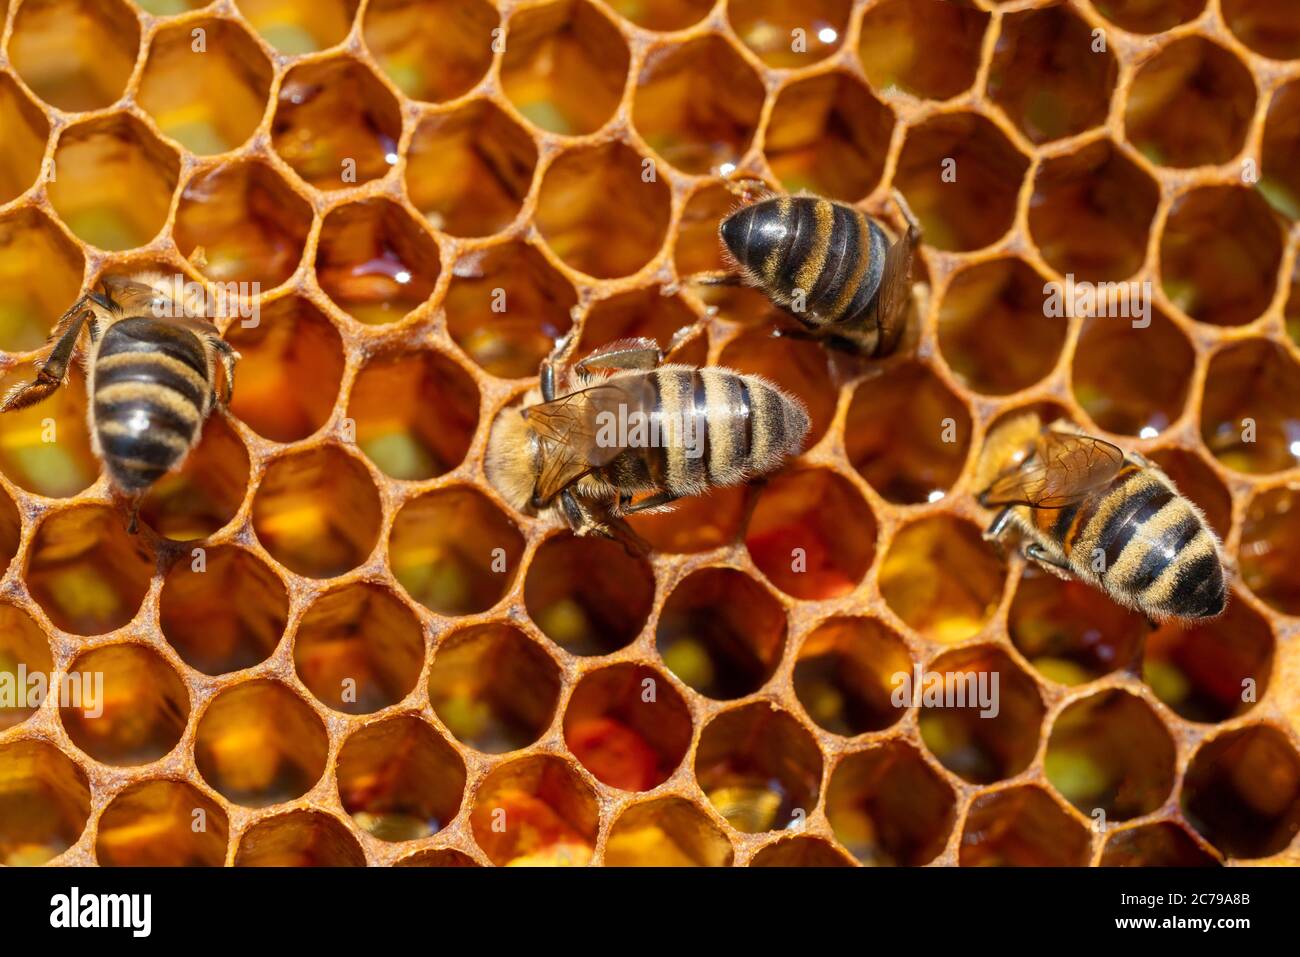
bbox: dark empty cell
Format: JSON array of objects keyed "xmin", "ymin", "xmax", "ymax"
[
  {"xmin": 1072, "ymin": 310, "xmax": 1193, "ymax": 437},
  {"xmin": 96, "ymin": 781, "xmax": 229, "ymax": 867},
  {"xmin": 959, "ymin": 786, "xmax": 1090, "ymax": 866},
  {"xmin": 858, "ymin": 0, "xmax": 989, "ymax": 100},
  {"xmin": 9, "ymin": 0, "xmax": 140, "ymax": 112},
  {"xmin": 1092, "ymin": 0, "xmax": 1205, "ymax": 33},
  {"xmin": 1261, "ymin": 79, "xmax": 1300, "ymax": 220},
  {"xmin": 234, "ymin": 811, "xmax": 366, "ymax": 866},
  {"xmin": 1100, "ymin": 823, "xmax": 1219, "ymax": 867},
  {"xmin": 364, "ymin": 0, "xmax": 497, "ymax": 102},
  {"xmin": 1240, "ymin": 486, "xmax": 1300, "ymax": 615},
  {"xmin": 730, "ymin": 0, "xmax": 851, "ymax": 68},
  {"xmin": 1223, "ymin": 0, "xmax": 1300, "ymax": 60},
  {"xmin": 469, "ymin": 755, "xmax": 599, "ymax": 865},
  {"xmin": 0, "ymin": 740, "xmax": 92, "ymax": 866},
  {"xmin": 1200, "ymin": 339, "xmax": 1300, "ymax": 473},
  {"xmin": 794, "ymin": 617, "xmax": 913, "ymax": 735}
]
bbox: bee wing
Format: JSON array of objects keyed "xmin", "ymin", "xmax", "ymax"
[
  {"xmin": 868, "ymin": 221, "xmax": 918, "ymax": 348},
  {"xmin": 981, "ymin": 431, "xmax": 1126, "ymax": 509},
  {"xmin": 100, "ymin": 277, "xmax": 170, "ymax": 316}
]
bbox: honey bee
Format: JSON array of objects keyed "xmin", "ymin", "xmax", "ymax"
[
  {"xmin": 0, "ymin": 273, "xmax": 239, "ymax": 532},
  {"xmin": 486, "ymin": 332, "xmax": 809, "ymax": 546},
  {"xmin": 976, "ymin": 413, "xmax": 1227, "ymax": 621}
]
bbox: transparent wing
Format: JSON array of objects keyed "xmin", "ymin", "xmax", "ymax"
[
  {"xmin": 868, "ymin": 223, "xmax": 917, "ymax": 353},
  {"xmin": 981, "ymin": 430, "xmax": 1125, "ymax": 509},
  {"xmin": 100, "ymin": 277, "xmax": 171, "ymax": 317}
]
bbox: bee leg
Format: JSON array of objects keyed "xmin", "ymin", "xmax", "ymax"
[
  {"xmin": 619, "ymin": 491, "xmax": 680, "ymax": 515},
  {"xmin": 890, "ymin": 189, "xmax": 922, "ymax": 241},
  {"xmin": 207, "ymin": 336, "xmax": 239, "ymax": 407},
  {"xmin": 683, "ymin": 270, "xmax": 744, "ymax": 288},
  {"xmin": 125, "ymin": 495, "xmax": 143, "ymax": 535},
  {"xmin": 984, "ymin": 506, "xmax": 1015, "ymax": 541},
  {"xmin": 1023, "ymin": 543, "xmax": 1074, "ymax": 580},
  {"xmin": 721, "ymin": 177, "xmax": 778, "ymax": 204},
  {"xmin": 0, "ymin": 299, "xmax": 94, "ymax": 412},
  {"xmin": 574, "ymin": 338, "xmax": 664, "ymax": 375}
]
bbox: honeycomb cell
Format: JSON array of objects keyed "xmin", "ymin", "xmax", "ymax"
[
  {"xmin": 444, "ymin": 242, "xmax": 576, "ymax": 379},
  {"xmin": 316, "ymin": 198, "xmax": 441, "ymax": 326},
  {"xmin": 1100, "ymin": 822, "xmax": 1219, "ymax": 867},
  {"xmin": 1008, "ymin": 567, "xmax": 1147, "ymax": 686},
  {"xmin": 1148, "ymin": 447, "xmax": 1232, "ymax": 539},
  {"xmin": 174, "ymin": 160, "xmax": 313, "ymax": 289},
  {"xmin": 1144, "ymin": 596, "xmax": 1273, "ymax": 723},
  {"xmin": 407, "ymin": 101, "xmax": 537, "ymax": 237},
  {"xmin": 469, "ymin": 754, "xmax": 599, "ymax": 865},
  {"xmin": 845, "ymin": 362, "xmax": 971, "ymax": 503},
  {"xmin": 1200, "ymin": 339, "xmax": 1300, "ymax": 473},
  {"xmin": 696, "ymin": 703, "xmax": 822, "ymax": 834},
  {"xmin": 1241, "ymin": 486, "xmax": 1300, "ymax": 615},
  {"xmin": 728, "ymin": 0, "xmax": 851, "ymax": 68},
  {"xmin": 95, "ymin": 780, "xmax": 229, "ymax": 867},
  {"xmin": 48, "ymin": 114, "xmax": 179, "ymax": 251},
  {"xmin": 627, "ymin": 485, "xmax": 750, "ymax": 554},
  {"xmin": 564, "ymin": 663, "xmax": 691, "ymax": 791},
  {"xmin": 631, "ymin": 35, "xmax": 765, "ymax": 175},
  {"xmin": 793, "ymin": 616, "xmax": 912, "ymax": 736},
  {"xmin": 893, "ymin": 112, "xmax": 1028, "ymax": 252},
  {"xmin": 194, "ymin": 680, "xmax": 329, "ymax": 807},
  {"xmin": 937, "ymin": 258, "xmax": 1066, "ymax": 396},
  {"xmin": 390, "ymin": 487, "xmax": 524, "ymax": 616},
  {"xmin": 1125, "ymin": 37, "xmax": 1255, "ymax": 169},
  {"xmin": 225, "ymin": 295, "xmax": 345, "ymax": 443},
  {"xmin": 349, "ymin": 349, "xmax": 478, "ymax": 482},
  {"xmin": 1223, "ymin": 0, "xmax": 1300, "ymax": 59},
  {"xmin": 0, "ymin": 74, "xmax": 48, "ymax": 206},
  {"xmin": 27, "ymin": 505, "xmax": 152, "ymax": 636},
  {"xmin": 987, "ymin": 5, "xmax": 1117, "ymax": 145},
  {"xmin": 428, "ymin": 622, "xmax": 560, "ymax": 753},
  {"xmin": 857, "ymin": 0, "xmax": 988, "ymax": 101},
  {"xmin": 294, "ymin": 582, "xmax": 425, "ymax": 714},
  {"xmin": 251, "ymin": 446, "xmax": 383, "ymax": 578},
  {"xmin": 234, "ymin": 810, "xmax": 366, "ymax": 866},
  {"xmin": 718, "ymin": 321, "xmax": 836, "ymax": 448},
  {"xmin": 524, "ymin": 532, "xmax": 654, "ymax": 656},
  {"xmin": 137, "ymin": 415, "xmax": 249, "ymax": 541},
  {"xmin": 8, "ymin": 0, "xmax": 139, "ymax": 112},
  {"xmin": 0, "ymin": 207, "xmax": 84, "ymax": 354},
  {"xmin": 1262, "ymin": 80, "xmax": 1300, "ymax": 219},
  {"xmin": 234, "ymin": 0, "xmax": 360, "ymax": 55},
  {"xmin": 336, "ymin": 715, "xmax": 466, "ymax": 841},
  {"xmin": 826, "ymin": 741, "xmax": 955, "ymax": 865},
  {"xmin": 880, "ymin": 515, "xmax": 1004, "ymax": 644},
  {"xmin": 1182, "ymin": 725, "xmax": 1300, "ymax": 859},
  {"xmin": 535, "ymin": 141, "xmax": 671, "ymax": 279},
  {"xmin": 395, "ymin": 848, "xmax": 479, "ymax": 866},
  {"xmin": 363, "ymin": 0, "xmax": 497, "ymax": 103},
  {"xmin": 744, "ymin": 469, "xmax": 876, "ymax": 600},
  {"xmin": 0, "ymin": 739, "xmax": 91, "ymax": 865},
  {"xmin": 1072, "ymin": 311, "xmax": 1193, "ymax": 438},
  {"xmin": 750, "ymin": 835, "xmax": 854, "ymax": 867},
  {"xmin": 160, "ymin": 545, "xmax": 289, "ymax": 676},
  {"xmin": 1091, "ymin": 0, "xmax": 1205, "ymax": 33},
  {"xmin": 500, "ymin": 0, "xmax": 629, "ymax": 137},
  {"xmin": 0, "ymin": 603, "xmax": 52, "ymax": 731},
  {"xmin": 577, "ymin": 288, "xmax": 701, "ymax": 364},
  {"xmin": 138, "ymin": 18, "xmax": 273, "ymax": 155},
  {"xmin": 655, "ymin": 567, "xmax": 786, "ymax": 699},
  {"xmin": 959, "ymin": 785, "xmax": 1090, "ymax": 866},
  {"xmin": 604, "ymin": 797, "xmax": 733, "ymax": 867}
]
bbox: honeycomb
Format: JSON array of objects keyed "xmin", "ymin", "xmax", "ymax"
[{"xmin": 0, "ymin": 0, "xmax": 1299, "ymax": 868}]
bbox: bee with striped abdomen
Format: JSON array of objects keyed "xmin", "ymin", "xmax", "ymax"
[
  {"xmin": 0, "ymin": 273, "xmax": 239, "ymax": 532},
  {"xmin": 976, "ymin": 413, "xmax": 1227, "ymax": 622},
  {"xmin": 486, "ymin": 332, "xmax": 809, "ymax": 548}
]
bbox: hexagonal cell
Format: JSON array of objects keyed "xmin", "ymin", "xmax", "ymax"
[
  {"xmin": 138, "ymin": 18, "xmax": 272, "ymax": 155},
  {"xmin": 696, "ymin": 703, "xmax": 822, "ymax": 834},
  {"xmin": 632, "ymin": 35, "xmax": 765, "ymax": 175},
  {"xmin": 794, "ymin": 616, "xmax": 912, "ymax": 736},
  {"xmin": 0, "ymin": 207, "xmax": 85, "ymax": 355},
  {"xmin": 1241, "ymin": 486, "xmax": 1300, "ymax": 615},
  {"xmin": 27, "ymin": 505, "xmax": 152, "ymax": 635},
  {"xmin": 880, "ymin": 515, "xmax": 1004, "ymax": 644},
  {"xmin": 294, "ymin": 582, "xmax": 425, "ymax": 715},
  {"xmin": 750, "ymin": 835, "xmax": 853, "ymax": 867},
  {"xmin": 395, "ymin": 847, "xmax": 480, "ymax": 866},
  {"xmin": 48, "ymin": 115, "xmax": 179, "ymax": 251},
  {"xmin": 500, "ymin": 0, "xmax": 628, "ymax": 136},
  {"xmin": 1072, "ymin": 311, "xmax": 1193, "ymax": 438},
  {"xmin": 0, "ymin": 74, "xmax": 48, "ymax": 205},
  {"xmin": 234, "ymin": 810, "xmax": 366, "ymax": 866},
  {"xmin": 894, "ymin": 112, "xmax": 1028, "ymax": 252},
  {"xmin": 959, "ymin": 785, "xmax": 1090, "ymax": 866},
  {"xmin": 988, "ymin": 5, "xmax": 1117, "ymax": 145},
  {"xmin": 1201, "ymin": 339, "xmax": 1300, "ymax": 473},
  {"xmin": 1223, "ymin": 0, "xmax": 1300, "ymax": 59},
  {"xmin": 389, "ymin": 486, "xmax": 524, "ymax": 616},
  {"xmin": 627, "ymin": 485, "xmax": 750, "ymax": 554},
  {"xmin": 745, "ymin": 468, "xmax": 877, "ymax": 600},
  {"xmin": 858, "ymin": 0, "xmax": 988, "ymax": 101},
  {"xmin": 316, "ymin": 199, "xmax": 440, "ymax": 326},
  {"xmin": 729, "ymin": 0, "xmax": 850, "ymax": 68},
  {"xmin": 1125, "ymin": 37, "xmax": 1255, "ymax": 168},
  {"xmin": 523, "ymin": 532, "xmax": 654, "ymax": 656},
  {"xmin": 938, "ymin": 258, "xmax": 1066, "ymax": 396},
  {"xmin": 0, "ymin": 739, "xmax": 91, "ymax": 865},
  {"xmin": 577, "ymin": 288, "xmax": 701, "ymax": 365},
  {"xmin": 827, "ymin": 741, "xmax": 955, "ymax": 865},
  {"xmin": 8, "ymin": 0, "xmax": 139, "ymax": 112},
  {"xmin": 469, "ymin": 754, "xmax": 599, "ymax": 866},
  {"xmin": 137, "ymin": 415, "xmax": 249, "ymax": 541},
  {"xmin": 1008, "ymin": 567, "xmax": 1147, "ymax": 685},
  {"xmin": 535, "ymin": 141, "xmax": 671, "ymax": 279},
  {"xmin": 1183, "ymin": 725, "xmax": 1300, "ymax": 859},
  {"xmin": 174, "ymin": 160, "xmax": 313, "ymax": 289},
  {"xmin": 1262, "ymin": 80, "xmax": 1300, "ymax": 219},
  {"xmin": 1100, "ymin": 822, "xmax": 1219, "ymax": 867},
  {"xmin": 407, "ymin": 101, "xmax": 536, "ymax": 237},
  {"xmin": 234, "ymin": 0, "xmax": 360, "ymax": 55},
  {"xmin": 444, "ymin": 242, "xmax": 576, "ymax": 378},
  {"xmin": 604, "ymin": 797, "xmax": 733, "ymax": 867},
  {"xmin": 226, "ymin": 295, "xmax": 345, "ymax": 443},
  {"xmin": 655, "ymin": 567, "xmax": 787, "ymax": 700},
  {"xmin": 95, "ymin": 780, "xmax": 228, "ymax": 867},
  {"xmin": 160, "ymin": 545, "xmax": 289, "ymax": 676},
  {"xmin": 564, "ymin": 663, "xmax": 691, "ymax": 791},
  {"xmin": 1144, "ymin": 596, "xmax": 1274, "ymax": 723},
  {"xmin": 1148, "ymin": 447, "xmax": 1232, "ymax": 538},
  {"xmin": 251, "ymin": 445, "xmax": 382, "ymax": 578},
  {"xmin": 844, "ymin": 362, "xmax": 971, "ymax": 504},
  {"xmin": 1091, "ymin": 0, "xmax": 1205, "ymax": 33},
  {"xmin": 428, "ymin": 622, "xmax": 560, "ymax": 753},
  {"xmin": 0, "ymin": 603, "xmax": 52, "ymax": 731},
  {"xmin": 194, "ymin": 680, "xmax": 329, "ymax": 807},
  {"xmin": 336, "ymin": 716, "xmax": 466, "ymax": 842},
  {"xmin": 364, "ymin": 0, "xmax": 496, "ymax": 102}
]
